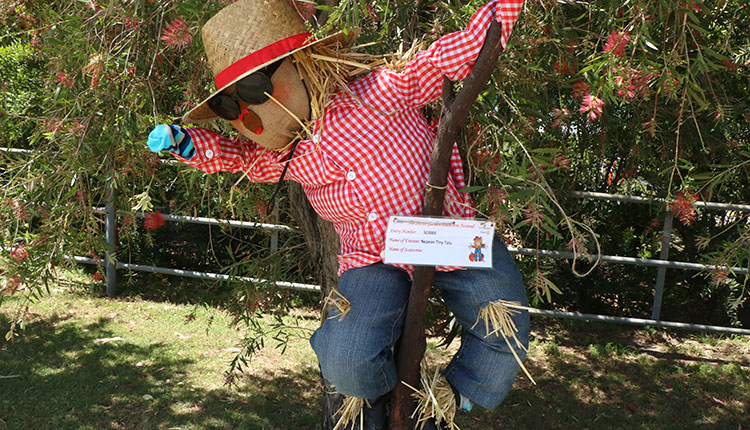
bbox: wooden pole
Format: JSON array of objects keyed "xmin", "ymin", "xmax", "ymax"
[{"xmin": 388, "ymin": 18, "xmax": 505, "ymax": 430}]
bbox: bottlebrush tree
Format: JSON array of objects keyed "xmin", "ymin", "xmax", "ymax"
[{"xmin": 0, "ymin": 0, "xmax": 748, "ymax": 341}]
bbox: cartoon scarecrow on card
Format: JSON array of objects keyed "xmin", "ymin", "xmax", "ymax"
[{"xmin": 147, "ymin": 0, "xmax": 528, "ymax": 428}]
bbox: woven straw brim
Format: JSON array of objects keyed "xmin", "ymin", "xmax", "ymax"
[{"xmin": 182, "ymin": 32, "xmax": 349, "ymax": 124}]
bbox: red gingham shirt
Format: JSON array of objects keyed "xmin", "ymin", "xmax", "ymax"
[{"xmin": 179, "ymin": 0, "xmax": 524, "ymax": 276}]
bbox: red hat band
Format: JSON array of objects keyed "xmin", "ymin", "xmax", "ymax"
[{"xmin": 214, "ymin": 32, "xmax": 313, "ymax": 90}]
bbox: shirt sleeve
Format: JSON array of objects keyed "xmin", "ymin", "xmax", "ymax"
[
  {"xmin": 358, "ymin": 0, "xmax": 524, "ymax": 111},
  {"xmin": 177, "ymin": 127, "xmax": 287, "ymax": 183}
]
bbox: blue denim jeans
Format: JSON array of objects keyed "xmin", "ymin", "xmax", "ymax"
[{"xmin": 309, "ymin": 238, "xmax": 529, "ymax": 410}]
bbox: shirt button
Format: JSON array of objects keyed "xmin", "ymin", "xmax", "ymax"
[
  {"xmin": 367, "ymin": 212, "xmax": 378, "ymax": 221},
  {"xmin": 205, "ymin": 149, "xmax": 214, "ymax": 159},
  {"xmin": 346, "ymin": 170, "xmax": 356, "ymax": 181},
  {"xmin": 312, "ymin": 133, "xmax": 320, "ymax": 143}
]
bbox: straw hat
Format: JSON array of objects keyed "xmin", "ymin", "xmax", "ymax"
[{"xmin": 182, "ymin": 0, "xmax": 345, "ymax": 124}]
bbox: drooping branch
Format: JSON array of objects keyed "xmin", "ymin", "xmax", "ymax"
[{"xmin": 388, "ymin": 18, "xmax": 505, "ymax": 430}]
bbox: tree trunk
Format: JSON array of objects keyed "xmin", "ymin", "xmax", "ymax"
[
  {"xmin": 389, "ymin": 19, "xmax": 506, "ymax": 430},
  {"xmin": 286, "ymin": 182, "xmax": 343, "ymax": 430}
]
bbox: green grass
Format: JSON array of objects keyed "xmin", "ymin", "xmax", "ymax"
[
  {"xmin": 1, "ymin": 282, "xmax": 749, "ymax": 430},
  {"xmin": 0, "ymin": 284, "xmax": 320, "ymax": 430}
]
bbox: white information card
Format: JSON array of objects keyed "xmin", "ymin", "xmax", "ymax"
[{"xmin": 384, "ymin": 216, "xmax": 495, "ymax": 268}]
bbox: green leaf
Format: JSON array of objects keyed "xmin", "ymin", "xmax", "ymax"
[
  {"xmin": 459, "ymin": 185, "xmax": 488, "ymax": 194},
  {"xmin": 530, "ymin": 148, "xmax": 560, "ymax": 154},
  {"xmin": 508, "ymin": 188, "xmax": 536, "ymax": 201},
  {"xmin": 687, "ymin": 21, "xmax": 708, "ymax": 35},
  {"xmin": 541, "ymin": 220, "xmax": 563, "ymax": 240}
]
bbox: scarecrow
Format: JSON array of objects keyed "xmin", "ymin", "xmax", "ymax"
[
  {"xmin": 148, "ymin": 0, "xmax": 528, "ymax": 428},
  {"xmin": 469, "ymin": 236, "xmax": 487, "ymax": 263}
]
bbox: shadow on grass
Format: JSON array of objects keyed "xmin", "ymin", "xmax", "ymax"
[
  {"xmin": 2, "ymin": 311, "xmax": 747, "ymax": 430},
  {"xmin": 0, "ymin": 313, "xmax": 321, "ymax": 430},
  {"xmin": 459, "ymin": 321, "xmax": 750, "ymax": 430}
]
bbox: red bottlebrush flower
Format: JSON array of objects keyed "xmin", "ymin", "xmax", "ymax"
[
  {"xmin": 473, "ymin": 149, "xmax": 491, "ymax": 168},
  {"xmin": 56, "ymin": 72, "xmax": 75, "ymax": 87},
  {"xmin": 144, "ymin": 211, "xmax": 166, "ymax": 231},
  {"xmin": 92, "ymin": 272, "xmax": 104, "ymax": 282},
  {"xmin": 75, "ymin": 189, "xmax": 87, "ymax": 202},
  {"xmin": 253, "ymin": 200, "xmax": 272, "ymax": 222},
  {"xmin": 552, "ymin": 154, "xmax": 571, "ymax": 171},
  {"xmin": 551, "ymin": 108, "xmax": 570, "ymax": 129},
  {"xmin": 488, "ymin": 187, "xmax": 507, "ymax": 201},
  {"xmin": 10, "ymin": 245, "xmax": 29, "ymax": 262},
  {"xmin": 642, "ymin": 120, "xmax": 657, "ymax": 138},
  {"xmin": 632, "ymin": 69, "xmax": 653, "ymax": 97},
  {"xmin": 124, "ymin": 17, "xmax": 142, "ymax": 32},
  {"xmin": 160, "ymin": 17, "xmax": 193, "ymax": 50},
  {"xmin": 567, "ymin": 235, "xmax": 586, "ymax": 253},
  {"xmin": 572, "ymin": 81, "xmax": 589, "ymax": 101},
  {"xmin": 669, "ymin": 190, "xmax": 700, "ymax": 225},
  {"xmin": 579, "ymin": 94, "xmax": 605, "ymax": 121},
  {"xmin": 68, "ymin": 120, "xmax": 86, "ymax": 136},
  {"xmin": 43, "ymin": 118, "xmax": 65, "ymax": 134},
  {"xmin": 521, "ymin": 205, "xmax": 545, "ymax": 226},
  {"xmin": 290, "ymin": 0, "xmax": 316, "ymax": 20},
  {"xmin": 553, "ymin": 60, "xmax": 577, "ymax": 76},
  {"xmin": 5, "ymin": 198, "xmax": 30, "ymax": 222},
  {"xmin": 30, "ymin": 34, "xmax": 41, "ymax": 49},
  {"xmin": 721, "ymin": 59, "xmax": 739, "ymax": 72},
  {"xmin": 663, "ymin": 72, "xmax": 679, "ymax": 96},
  {"xmin": 88, "ymin": 249, "xmax": 101, "ymax": 265},
  {"xmin": 486, "ymin": 187, "xmax": 507, "ymax": 215},
  {"xmin": 679, "ymin": 1, "xmax": 700, "ymax": 11},
  {"xmin": 712, "ymin": 268, "xmax": 729, "ymax": 286},
  {"xmin": 603, "ymin": 30, "xmax": 630, "ymax": 57},
  {"xmin": 82, "ymin": 54, "xmax": 105, "ymax": 89},
  {"xmin": 2, "ymin": 275, "xmax": 20, "ymax": 295}
]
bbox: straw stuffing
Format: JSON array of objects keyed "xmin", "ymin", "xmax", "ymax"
[
  {"xmin": 333, "ymin": 396, "xmax": 368, "ymax": 430},
  {"xmin": 403, "ymin": 364, "xmax": 459, "ymax": 430},
  {"xmin": 290, "ymin": 37, "xmax": 422, "ymax": 142},
  {"xmin": 322, "ymin": 288, "xmax": 351, "ymax": 322},
  {"xmin": 472, "ymin": 299, "xmax": 536, "ymax": 384}
]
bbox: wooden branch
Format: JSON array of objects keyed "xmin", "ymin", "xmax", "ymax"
[{"xmin": 388, "ymin": 18, "xmax": 505, "ymax": 430}]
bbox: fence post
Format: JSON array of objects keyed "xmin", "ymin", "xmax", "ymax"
[
  {"xmin": 270, "ymin": 203, "xmax": 279, "ymax": 253},
  {"xmin": 651, "ymin": 211, "xmax": 673, "ymax": 320},
  {"xmin": 105, "ymin": 191, "xmax": 117, "ymax": 297}
]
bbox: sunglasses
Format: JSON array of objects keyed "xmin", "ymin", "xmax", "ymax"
[{"xmin": 207, "ymin": 60, "xmax": 283, "ymax": 121}]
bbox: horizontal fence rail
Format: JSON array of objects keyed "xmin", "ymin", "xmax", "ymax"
[
  {"xmin": 67, "ymin": 256, "xmax": 320, "ymax": 292},
  {"xmin": 69, "ymin": 257, "xmax": 750, "ymax": 336},
  {"xmin": 84, "ymin": 188, "xmax": 750, "ymax": 336},
  {"xmin": 570, "ymin": 190, "xmax": 750, "ymax": 212},
  {"xmin": 91, "ymin": 207, "xmax": 294, "ymax": 232},
  {"xmin": 507, "ymin": 247, "xmax": 749, "ymax": 275}
]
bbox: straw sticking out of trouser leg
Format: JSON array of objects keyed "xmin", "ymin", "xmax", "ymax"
[
  {"xmin": 472, "ymin": 300, "xmax": 536, "ymax": 385},
  {"xmin": 333, "ymin": 396, "xmax": 368, "ymax": 430},
  {"xmin": 322, "ymin": 288, "xmax": 351, "ymax": 322},
  {"xmin": 403, "ymin": 364, "xmax": 459, "ymax": 430}
]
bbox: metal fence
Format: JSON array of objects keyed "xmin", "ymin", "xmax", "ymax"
[{"xmin": 92, "ymin": 190, "xmax": 750, "ymax": 336}]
